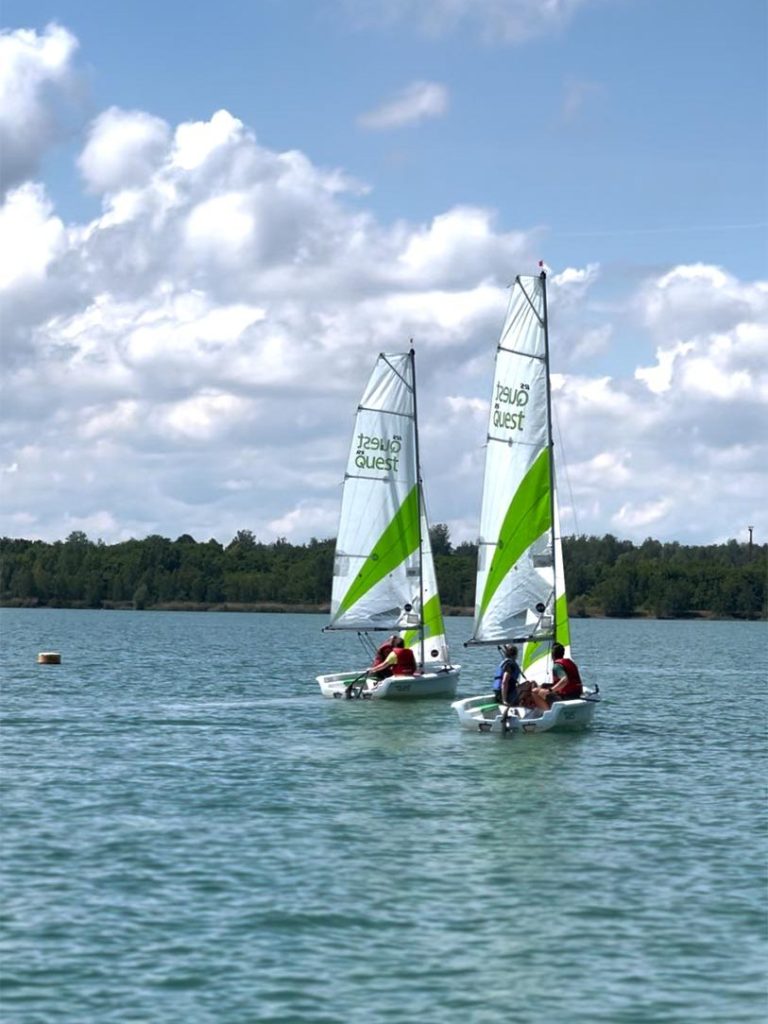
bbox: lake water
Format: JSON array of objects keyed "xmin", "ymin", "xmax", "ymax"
[{"xmin": 1, "ymin": 609, "xmax": 766, "ymax": 1024}]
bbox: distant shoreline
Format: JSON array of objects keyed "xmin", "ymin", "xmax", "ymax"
[{"xmin": 0, "ymin": 599, "xmax": 756, "ymax": 621}]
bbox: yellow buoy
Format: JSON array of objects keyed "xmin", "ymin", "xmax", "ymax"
[{"xmin": 37, "ymin": 652, "xmax": 61, "ymax": 665}]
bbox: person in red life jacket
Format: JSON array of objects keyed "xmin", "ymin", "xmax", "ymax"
[
  {"xmin": 530, "ymin": 643, "xmax": 583, "ymax": 711},
  {"xmin": 369, "ymin": 635, "xmax": 398, "ymax": 680},
  {"xmin": 390, "ymin": 638, "xmax": 418, "ymax": 676},
  {"xmin": 365, "ymin": 637, "xmax": 418, "ymax": 679}
]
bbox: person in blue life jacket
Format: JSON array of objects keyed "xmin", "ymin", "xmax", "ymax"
[{"xmin": 493, "ymin": 644, "xmax": 522, "ymax": 705}]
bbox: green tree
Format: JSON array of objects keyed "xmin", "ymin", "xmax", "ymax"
[{"xmin": 429, "ymin": 524, "xmax": 452, "ymax": 556}]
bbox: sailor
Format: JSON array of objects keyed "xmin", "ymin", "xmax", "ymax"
[
  {"xmin": 366, "ymin": 637, "xmax": 417, "ymax": 678},
  {"xmin": 531, "ymin": 643, "xmax": 583, "ymax": 710},
  {"xmin": 390, "ymin": 638, "xmax": 417, "ymax": 676},
  {"xmin": 493, "ymin": 644, "xmax": 521, "ymax": 705},
  {"xmin": 367, "ymin": 634, "xmax": 398, "ymax": 680}
]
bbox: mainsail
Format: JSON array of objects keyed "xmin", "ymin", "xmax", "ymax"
[
  {"xmin": 469, "ymin": 273, "xmax": 570, "ymax": 678},
  {"xmin": 327, "ymin": 351, "xmax": 449, "ymax": 666}
]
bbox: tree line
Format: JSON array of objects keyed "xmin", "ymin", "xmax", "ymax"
[{"xmin": 0, "ymin": 527, "xmax": 765, "ymax": 619}]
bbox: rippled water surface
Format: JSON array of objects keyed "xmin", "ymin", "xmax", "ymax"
[{"xmin": 1, "ymin": 609, "xmax": 766, "ymax": 1023}]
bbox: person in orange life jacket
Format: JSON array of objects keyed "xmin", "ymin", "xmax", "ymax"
[
  {"xmin": 530, "ymin": 643, "xmax": 583, "ymax": 711},
  {"xmin": 493, "ymin": 644, "xmax": 522, "ymax": 705},
  {"xmin": 369, "ymin": 635, "xmax": 398, "ymax": 679},
  {"xmin": 366, "ymin": 637, "xmax": 418, "ymax": 678}
]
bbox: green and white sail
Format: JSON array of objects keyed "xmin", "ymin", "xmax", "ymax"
[
  {"xmin": 469, "ymin": 273, "xmax": 570, "ymax": 676},
  {"xmin": 328, "ymin": 352, "xmax": 450, "ymax": 665}
]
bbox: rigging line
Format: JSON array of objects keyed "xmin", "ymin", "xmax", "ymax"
[
  {"xmin": 554, "ymin": 220, "xmax": 768, "ymax": 239},
  {"xmin": 552, "ymin": 403, "xmax": 580, "ymax": 537},
  {"xmin": 358, "ymin": 633, "xmax": 375, "ymax": 659}
]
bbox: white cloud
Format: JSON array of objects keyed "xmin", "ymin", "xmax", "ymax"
[
  {"xmin": 267, "ymin": 502, "xmax": 340, "ymax": 540},
  {"xmin": 397, "ymin": 207, "xmax": 531, "ymax": 285},
  {"xmin": 635, "ymin": 341, "xmax": 694, "ymax": 394},
  {"xmin": 359, "ymin": 81, "xmax": 448, "ymax": 130},
  {"xmin": 637, "ymin": 262, "xmax": 764, "ymax": 339},
  {"xmin": 550, "ymin": 274, "xmax": 768, "ymax": 541},
  {"xmin": 1, "ymin": 80, "xmax": 766, "ymax": 548},
  {"xmin": 575, "ymin": 451, "xmax": 633, "ymax": 487},
  {"xmin": 0, "ymin": 183, "xmax": 67, "ymax": 289},
  {"xmin": 634, "ymin": 274, "xmax": 768, "ymax": 404},
  {"xmin": 614, "ymin": 498, "xmax": 674, "ymax": 531},
  {"xmin": 348, "ymin": 0, "xmax": 591, "ymax": 42},
  {"xmin": 444, "ymin": 396, "xmax": 487, "ymax": 419},
  {"xmin": 183, "ymin": 193, "xmax": 259, "ymax": 268},
  {"xmin": 0, "ymin": 24, "xmax": 80, "ymax": 195},
  {"xmin": 78, "ymin": 107, "xmax": 171, "ymax": 193},
  {"xmin": 552, "ymin": 263, "xmax": 600, "ymax": 291},
  {"xmin": 172, "ymin": 108, "xmax": 246, "ymax": 171},
  {"xmin": 162, "ymin": 391, "xmax": 252, "ymax": 441}
]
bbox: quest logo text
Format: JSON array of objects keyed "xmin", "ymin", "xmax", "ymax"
[
  {"xmin": 355, "ymin": 433, "xmax": 402, "ymax": 472},
  {"xmin": 493, "ymin": 381, "xmax": 529, "ymax": 432}
]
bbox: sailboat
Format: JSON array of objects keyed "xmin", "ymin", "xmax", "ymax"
[
  {"xmin": 452, "ymin": 270, "xmax": 599, "ymax": 734},
  {"xmin": 316, "ymin": 350, "xmax": 460, "ymax": 699}
]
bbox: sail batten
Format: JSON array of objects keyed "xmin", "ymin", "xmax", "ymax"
[
  {"xmin": 357, "ymin": 405, "xmax": 415, "ymax": 418},
  {"xmin": 486, "ymin": 437, "xmax": 542, "ymax": 449},
  {"xmin": 498, "ymin": 347, "xmax": 546, "ymax": 360}
]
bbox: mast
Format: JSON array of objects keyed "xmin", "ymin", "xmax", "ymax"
[
  {"xmin": 539, "ymin": 269, "xmax": 558, "ymax": 644},
  {"xmin": 410, "ymin": 345, "xmax": 426, "ymax": 668}
]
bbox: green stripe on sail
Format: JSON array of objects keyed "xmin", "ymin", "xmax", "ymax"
[
  {"xmin": 336, "ymin": 484, "xmax": 420, "ymax": 618},
  {"xmin": 479, "ymin": 448, "xmax": 552, "ymax": 617},
  {"xmin": 403, "ymin": 593, "xmax": 444, "ymax": 649},
  {"xmin": 555, "ymin": 592, "xmax": 570, "ymax": 649},
  {"xmin": 522, "ymin": 639, "xmax": 547, "ymax": 673}
]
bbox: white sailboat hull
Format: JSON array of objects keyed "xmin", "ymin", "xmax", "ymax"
[
  {"xmin": 317, "ymin": 666, "xmax": 460, "ymax": 700},
  {"xmin": 452, "ymin": 690, "xmax": 599, "ymax": 734}
]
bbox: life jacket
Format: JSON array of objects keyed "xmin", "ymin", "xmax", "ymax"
[
  {"xmin": 493, "ymin": 660, "xmax": 505, "ymax": 691},
  {"xmin": 554, "ymin": 657, "xmax": 583, "ymax": 698},
  {"xmin": 373, "ymin": 642, "xmax": 394, "ymax": 666},
  {"xmin": 493, "ymin": 658, "xmax": 520, "ymax": 699},
  {"xmin": 392, "ymin": 646, "xmax": 417, "ymax": 676}
]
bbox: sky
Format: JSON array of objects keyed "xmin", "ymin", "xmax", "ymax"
[{"xmin": 1, "ymin": 0, "xmax": 766, "ymax": 549}]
